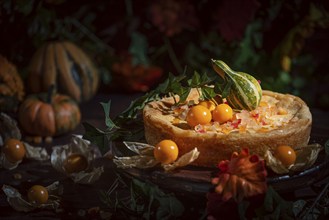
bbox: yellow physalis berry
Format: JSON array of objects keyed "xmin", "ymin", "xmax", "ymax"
[
  {"xmin": 199, "ymin": 100, "xmax": 216, "ymax": 111},
  {"xmin": 212, "ymin": 103, "xmax": 233, "ymax": 124},
  {"xmin": 186, "ymin": 105, "xmax": 212, "ymax": 127},
  {"xmin": 63, "ymin": 154, "xmax": 88, "ymax": 174},
  {"xmin": 27, "ymin": 185, "xmax": 49, "ymax": 205},
  {"xmin": 274, "ymin": 145, "xmax": 296, "ymax": 167},
  {"xmin": 154, "ymin": 140, "xmax": 179, "ymax": 165},
  {"xmin": 2, "ymin": 138, "xmax": 26, "ymax": 163}
]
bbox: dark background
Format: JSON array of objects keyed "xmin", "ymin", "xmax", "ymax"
[{"xmin": 0, "ymin": 0, "xmax": 329, "ymax": 110}]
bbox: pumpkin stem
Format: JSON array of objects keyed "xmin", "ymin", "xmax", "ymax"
[{"xmin": 47, "ymin": 84, "xmax": 56, "ymax": 103}]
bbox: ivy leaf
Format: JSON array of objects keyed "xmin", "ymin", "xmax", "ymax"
[
  {"xmin": 129, "ymin": 31, "xmax": 149, "ymax": 66},
  {"xmin": 187, "ymin": 71, "xmax": 201, "ymax": 87},
  {"xmin": 117, "ymin": 90, "xmax": 159, "ymax": 121},
  {"xmin": 325, "ymin": 139, "xmax": 329, "ymax": 155},
  {"xmin": 132, "ymin": 179, "xmax": 184, "ymax": 219},
  {"xmin": 215, "ymin": 79, "xmax": 232, "ymax": 99},
  {"xmin": 101, "ymin": 100, "xmax": 118, "ymax": 130},
  {"xmin": 82, "ymin": 122, "xmax": 109, "ymax": 154},
  {"xmin": 161, "ymin": 73, "xmax": 185, "ymax": 94},
  {"xmin": 200, "ymin": 71, "xmax": 216, "ymax": 86},
  {"xmin": 177, "ymin": 87, "xmax": 191, "ymax": 104},
  {"xmin": 200, "ymin": 86, "xmax": 216, "ymax": 101},
  {"xmin": 255, "ymin": 186, "xmax": 295, "ymax": 219}
]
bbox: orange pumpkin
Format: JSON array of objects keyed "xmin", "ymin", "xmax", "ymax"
[
  {"xmin": 27, "ymin": 41, "xmax": 99, "ymax": 103},
  {"xmin": 18, "ymin": 86, "xmax": 81, "ymax": 137}
]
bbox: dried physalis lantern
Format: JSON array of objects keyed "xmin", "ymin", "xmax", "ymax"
[
  {"xmin": 63, "ymin": 154, "xmax": 88, "ymax": 174},
  {"xmin": 113, "ymin": 140, "xmax": 199, "ymax": 172},
  {"xmin": 265, "ymin": 143, "xmax": 322, "ymax": 174},
  {"xmin": 51, "ymin": 136, "xmax": 103, "ymax": 184},
  {"xmin": 2, "ymin": 182, "xmax": 61, "ymax": 212}
]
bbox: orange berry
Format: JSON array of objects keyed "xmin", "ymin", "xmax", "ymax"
[
  {"xmin": 63, "ymin": 154, "xmax": 88, "ymax": 174},
  {"xmin": 2, "ymin": 138, "xmax": 26, "ymax": 162},
  {"xmin": 199, "ymin": 100, "xmax": 216, "ymax": 111},
  {"xmin": 186, "ymin": 105, "xmax": 212, "ymax": 127},
  {"xmin": 154, "ymin": 140, "xmax": 179, "ymax": 164},
  {"xmin": 27, "ymin": 185, "xmax": 49, "ymax": 205},
  {"xmin": 274, "ymin": 145, "xmax": 296, "ymax": 167},
  {"xmin": 212, "ymin": 103, "xmax": 233, "ymax": 124}
]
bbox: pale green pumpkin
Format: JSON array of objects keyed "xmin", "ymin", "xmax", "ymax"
[{"xmin": 211, "ymin": 59, "xmax": 262, "ymax": 111}]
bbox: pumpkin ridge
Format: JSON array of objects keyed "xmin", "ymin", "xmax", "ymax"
[
  {"xmin": 62, "ymin": 41, "xmax": 94, "ymax": 101},
  {"xmin": 54, "ymin": 43, "xmax": 81, "ymax": 101},
  {"xmin": 28, "ymin": 40, "xmax": 99, "ymax": 103},
  {"xmin": 28, "ymin": 45, "xmax": 46, "ymax": 93},
  {"xmin": 65, "ymin": 53, "xmax": 84, "ymax": 92},
  {"xmin": 42, "ymin": 44, "xmax": 57, "ymax": 92}
]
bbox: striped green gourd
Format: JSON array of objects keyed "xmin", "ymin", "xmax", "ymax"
[{"xmin": 211, "ymin": 59, "xmax": 262, "ymax": 111}]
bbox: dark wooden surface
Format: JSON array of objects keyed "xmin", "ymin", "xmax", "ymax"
[{"xmin": 1, "ymin": 92, "xmax": 329, "ymax": 219}]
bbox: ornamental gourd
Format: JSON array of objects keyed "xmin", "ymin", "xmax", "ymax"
[
  {"xmin": 0, "ymin": 55, "xmax": 25, "ymax": 112},
  {"xmin": 211, "ymin": 59, "xmax": 262, "ymax": 111},
  {"xmin": 27, "ymin": 41, "xmax": 99, "ymax": 103},
  {"xmin": 18, "ymin": 86, "xmax": 81, "ymax": 137}
]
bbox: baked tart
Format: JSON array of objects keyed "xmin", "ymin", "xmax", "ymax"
[{"xmin": 143, "ymin": 60, "xmax": 312, "ymax": 167}]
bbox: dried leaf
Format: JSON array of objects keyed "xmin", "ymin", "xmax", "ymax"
[
  {"xmin": 123, "ymin": 141, "xmax": 155, "ymax": 155},
  {"xmin": 50, "ymin": 135, "xmax": 103, "ymax": 184},
  {"xmin": 265, "ymin": 143, "xmax": 322, "ymax": 174},
  {"xmin": 0, "ymin": 112, "xmax": 21, "ymax": 146},
  {"xmin": 69, "ymin": 166, "xmax": 104, "ymax": 184},
  {"xmin": 2, "ymin": 182, "xmax": 61, "ymax": 212},
  {"xmin": 0, "ymin": 153, "xmax": 20, "ymax": 170},
  {"xmin": 163, "ymin": 148, "xmax": 200, "ymax": 172},
  {"xmin": 211, "ymin": 149, "xmax": 267, "ymax": 202},
  {"xmin": 113, "ymin": 142, "xmax": 199, "ymax": 171},
  {"xmin": 113, "ymin": 155, "xmax": 159, "ymax": 169},
  {"xmin": 24, "ymin": 142, "xmax": 49, "ymax": 161}
]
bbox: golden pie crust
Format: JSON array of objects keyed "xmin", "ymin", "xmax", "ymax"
[{"xmin": 143, "ymin": 89, "xmax": 312, "ymax": 167}]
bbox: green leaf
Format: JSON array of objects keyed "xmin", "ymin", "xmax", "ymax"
[
  {"xmin": 187, "ymin": 71, "xmax": 201, "ymax": 87},
  {"xmin": 238, "ymin": 200, "xmax": 250, "ymax": 220},
  {"xmin": 82, "ymin": 122, "xmax": 109, "ymax": 154},
  {"xmin": 177, "ymin": 87, "xmax": 191, "ymax": 104},
  {"xmin": 117, "ymin": 90, "xmax": 159, "ymax": 121},
  {"xmin": 129, "ymin": 31, "xmax": 149, "ymax": 66},
  {"xmin": 325, "ymin": 139, "xmax": 329, "ymax": 155},
  {"xmin": 200, "ymin": 86, "xmax": 216, "ymax": 100},
  {"xmin": 16, "ymin": 0, "xmax": 34, "ymax": 15},
  {"xmin": 101, "ymin": 100, "xmax": 117, "ymax": 130},
  {"xmin": 165, "ymin": 73, "xmax": 186, "ymax": 95},
  {"xmin": 279, "ymin": 71, "xmax": 291, "ymax": 84},
  {"xmin": 221, "ymin": 79, "xmax": 233, "ymax": 98},
  {"xmin": 255, "ymin": 186, "xmax": 294, "ymax": 219},
  {"xmin": 131, "ymin": 179, "xmax": 184, "ymax": 219},
  {"xmin": 292, "ymin": 200, "xmax": 306, "ymax": 217}
]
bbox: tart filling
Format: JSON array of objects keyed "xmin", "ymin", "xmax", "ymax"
[
  {"xmin": 143, "ymin": 89, "xmax": 312, "ymax": 167},
  {"xmin": 171, "ymin": 92, "xmax": 301, "ymax": 135}
]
